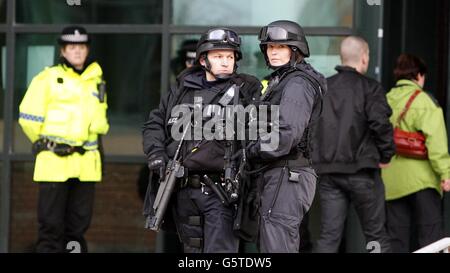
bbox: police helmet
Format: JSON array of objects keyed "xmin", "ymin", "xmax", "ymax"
[
  {"xmin": 179, "ymin": 39, "xmax": 198, "ymax": 65},
  {"xmin": 258, "ymin": 20, "xmax": 310, "ymax": 57},
  {"xmin": 58, "ymin": 26, "xmax": 90, "ymax": 45},
  {"xmin": 195, "ymin": 28, "xmax": 242, "ymax": 63}
]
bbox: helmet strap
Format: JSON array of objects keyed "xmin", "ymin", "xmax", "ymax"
[
  {"xmin": 289, "ymin": 46, "xmax": 299, "ymax": 67},
  {"xmin": 204, "ymin": 55, "xmax": 212, "ymax": 72}
]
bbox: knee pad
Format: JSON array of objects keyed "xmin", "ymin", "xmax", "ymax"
[{"xmin": 180, "ymin": 215, "xmax": 204, "ymax": 249}]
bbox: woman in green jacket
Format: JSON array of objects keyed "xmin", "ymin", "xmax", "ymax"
[{"xmin": 382, "ymin": 54, "xmax": 450, "ymax": 252}]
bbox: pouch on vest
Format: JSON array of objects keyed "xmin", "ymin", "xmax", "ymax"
[{"xmin": 182, "ymin": 140, "xmax": 225, "ymax": 172}]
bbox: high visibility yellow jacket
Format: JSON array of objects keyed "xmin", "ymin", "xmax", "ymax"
[
  {"xmin": 382, "ymin": 79, "xmax": 450, "ymax": 200},
  {"xmin": 19, "ymin": 62, "xmax": 109, "ymax": 182}
]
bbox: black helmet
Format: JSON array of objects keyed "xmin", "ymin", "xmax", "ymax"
[
  {"xmin": 195, "ymin": 28, "xmax": 242, "ymax": 63},
  {"xmin": 58, "ymin": 26, "xmax": 90, "ymax": 45},
  {"xmin": 258, "ymin": 20, "xmax": 309, "ymax": 57},
  {"xmin": 179, "ymin": 39, "xmax": 198, "ymax": 65}
]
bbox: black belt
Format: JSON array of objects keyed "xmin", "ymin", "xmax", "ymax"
[
  {"xmin": 180, "ymin": 173, "xmax": 222, "ymax": 189},
  {"xmin": 32, "ymin": 139, "xmax": 86, "ymax": 157},
  {"xmin": 256, "ymin": 155, "xmax": 310, "ymax": 171}
]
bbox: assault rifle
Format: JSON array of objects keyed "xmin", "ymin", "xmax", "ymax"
[{"xmin": 145, "ymin": 126, "xmax": 188, "ymax": 231}]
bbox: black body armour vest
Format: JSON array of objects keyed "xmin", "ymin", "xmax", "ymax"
[
  {"xmin": 167, "ymin": 79, "xmax": 238, "ymax": 173},
  {"xmin": 261, "ymin": 68, "xmax": 323, "ymax": 163}
]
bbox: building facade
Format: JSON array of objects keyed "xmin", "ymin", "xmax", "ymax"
[{"xmin": 0, "ymin": 0, "xmax": 448, "ymax": 252}]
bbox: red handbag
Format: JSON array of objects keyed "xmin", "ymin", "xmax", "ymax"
[{"xmin": 393, "ymin": 90, "xmax": 428, "ymax": 159}]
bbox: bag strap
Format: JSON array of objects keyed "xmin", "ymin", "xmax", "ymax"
[{"xmin": 395, "ymin": 90, "xmax": 421, "ymax": 127}]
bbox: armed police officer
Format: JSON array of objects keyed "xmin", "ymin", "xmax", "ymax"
[
  {"xmin": 245, "ymin": 20, "xmax": 326, "ymax": 253},
  {"xmin": 19, "ymin": 26, "xmax": 109, "ymax": 253},
  {"xmin": 142, "ymin": 28, "xmax": 261, "ymax": 253}
]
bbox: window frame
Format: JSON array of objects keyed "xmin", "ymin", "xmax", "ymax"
[{"xmin": 1, "ymin": 0, "xmax": 384, "ymax": 252}]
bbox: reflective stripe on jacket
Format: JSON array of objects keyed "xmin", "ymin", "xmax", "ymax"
[{"xmin": 19, "ymin": 62, "xmax": 109, "ymax": 182}]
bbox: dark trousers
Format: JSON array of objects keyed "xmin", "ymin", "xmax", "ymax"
[
  {"xmin": 386, "ymin": 188, "xmax": 444, "ymax": 253},
  {"xmin": 315, "ymin": 169, "xmax": 391, "ymax": 253},
  {"xmin": 299, "ymin": 212, "xmax": 312, "ymax": 252},
  {"xmin": 258, "ymin": 167, "xmax": 316, "ymax": 253},
  {"xmin": 35, "ymin": 179, "xmax": 95, "ymax": 253},
  {"xmin": 174, "ymin": 186, "xmax": 239, "ymax": 253}
]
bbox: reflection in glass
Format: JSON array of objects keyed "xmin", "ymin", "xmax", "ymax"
[
  {"xmin": 354, "ymin": 0, "xmax": 383, "ymax": 80},
  {"xmin": 307, "ymin": 36, "xmax": 344, "ymax": 78},
  {"xmin": 0, "ymin": 35, "xmax": 5, "ymax": 153},
  {"xmin": 9, "ymin": 162, "xmax": 155, "ymax": 252},
  {"xmin": 13, "ymin": 34, "xmax": 162, "ymax": 156},
  {"xmin": 170, "ymin": 35, "xmax": 201, "ymax": 81},
  {"xmin": 13, "ymin": 35, "xmax": 57, "ymax": 155},
  {"xmin": 17, "ymin": 0, "xmax": 162, "ymax": 24},
  {"xmin": 0, "ymin": 0, "xmax": 5, "ymax": 22},
  {"xmin": 173, "ymin": 0, "xmax": 353, "ymax": 27}
]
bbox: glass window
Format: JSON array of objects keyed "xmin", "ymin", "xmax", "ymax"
[
  {"xmin": 173, "ymin": 0, "xmax": 353, "ymax": 27},
  {"xmin": 169, "ymin": 35, "xmax": 201, "ymax": 81},
  {"xmin": 0, "ymin": 34, "xmax": 5, "ymax": 153},
  {"xmin": 13, "ymin": 34, "xmax": 57, "ymax": 155},
  {"xmin": 13, "ymin": 34, "xmax": 162, "ymax": 156},
  {"xmin": 307, "ymin": 36, "xmax": 344, "ymax": 78},
  {"xmin": 0, "ymin": 0, "xmax": 5, "ymax": 23},
  {"xmin": 17, "ymin": 0, "xmax": 162, "ymax": 24},
  {"xmin": 238, "ymin": 35, "xmax": 268, "ymax": 80},
  {"xmin": 9, "ymin": 162, "xmax": 155, "ymax": 252},
  {"xmin": 354, "ymin": 0, "xmax": 383, "ymax": 80}
]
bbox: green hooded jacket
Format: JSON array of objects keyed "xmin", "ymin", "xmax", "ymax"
[{"xmin": 382, "ymin": 79, "xmax": 450, "ymax": 200}]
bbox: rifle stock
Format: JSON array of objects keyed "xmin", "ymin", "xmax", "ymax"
[
  {"xmin": 145, "ymin": 125, "xmax": 189, "ymax": 232},
  {"xmin": 146, "ymin": 160, "xmax": 184, "ymax": 231}
]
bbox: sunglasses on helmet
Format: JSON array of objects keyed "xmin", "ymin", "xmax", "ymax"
[
  {"xmin": 258, "ymin": 26, "xmax": 299, "ymax": 42},
  {"xmin": 205, "ymin": 29, "xmax": 241, "ymax": 46}
]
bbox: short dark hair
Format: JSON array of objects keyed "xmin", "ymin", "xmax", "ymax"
[{"xmin": 393, "ymin": 53, "xmax": 428, "ymax": 82}]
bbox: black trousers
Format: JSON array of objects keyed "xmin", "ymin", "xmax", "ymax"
[
  {"xmin": 174, "ymin": 185, "xmax": 239, "ymax": 253},
  {"xmin": 35, "ymin": 179, "xmax": 95, "ymax": 253},
  {"xmin": 315, "ymin": 169, "xmax": 391, "ymax": 253},
  {"xmin": 258, "ymin": 167, "xmax": 316, "ymax": 253},
  {"xmin": 386, "ymin": 188, "xmax": 444, "ymax": 253},
  {"xmin": 299, "ymin": 212, "xmax": 312, "ymax": 253}
]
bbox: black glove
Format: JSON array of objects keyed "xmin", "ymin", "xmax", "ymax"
[
  {"xmin": 32, "ymin": 139, "xmax": 46, "ymax": 156},
  {"xmin": 231, "ymin": 141, "xmax": 259, "ymax": 161},
  {"xmin": 248, "ymin": 187, "xmax": 260, "ymax": 219},
  {"xmin": 242, "ymin": 141, "xmax": 259, "ymax": 160},
  {"xmin": 147, "ymin": 153, "xmax": 168, "ymax": 181},
  {"xmin": 231, "ymin": 149, "xmax": 243, "ymax": 161}
]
